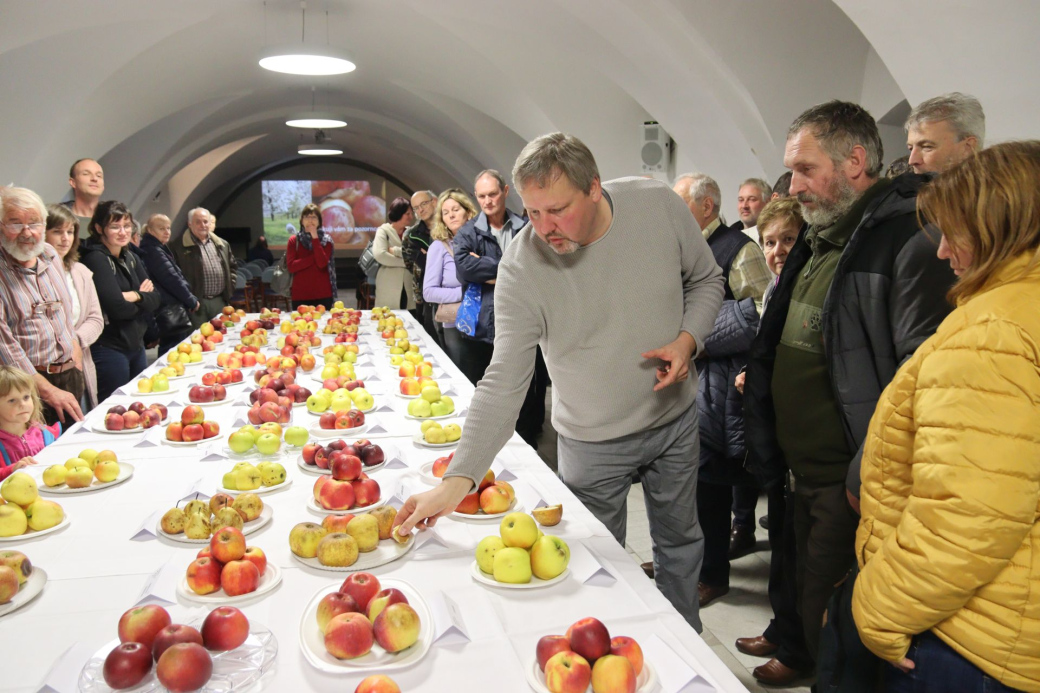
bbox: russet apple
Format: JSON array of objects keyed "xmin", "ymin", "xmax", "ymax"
[
  {"xmin": 324, "ymin": 612, "xmax": 374, "ymax": 659},
  {"xmin": 369, "ymin": 506, "xmax": 398, "ymax": 541},
  {"xmin": 232, "ymin": 493, "xmax": 263, "ymax": 522},
  {"xmin": 544, "ymin": 651, "xmax": 592, "ymax": 693},
  {"xmin": 289, "ymin": 522, "xmax": 328, "ymax": 558},
  {"xmin": 201, "ymin": 606, "xmax": 250, "ymax": 651},
  {"xmin": 566, "ymin": 617, "xmax": 611, "ymax": 664},
  {"xmin": 345, "ymin": 514, "xmax": 379, "ymax": 552},
  {"xmin": 117, "ymin": 604, "xmax": 171, "ymax": 650},
  {"xmin": 155, "ymin": 642, "xmax": 212, "ymax": 692},
  {"xmin": 103, "ymin": 642, "xmax": 153, "ymax": 690},
  {"xmin": 316, "ymin": 532, "xmax": 360, "ymax": 567}
]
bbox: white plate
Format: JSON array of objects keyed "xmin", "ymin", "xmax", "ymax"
[
  {"xmin": 525, "ymin": 658, "xmax": 657, "ymax": 693},
  {"xmin": 182, "ymin": 360, "xmax": 205, "ymax": 367},
  {"xmin": 402, "ymin": 410, "xmax": 456, "ymax": 421},
  {"xmin": 188, "ymin": 397, "xmax": 232, "ymax": 407},
  {"xmin": 306, "ymin": 494, "xmax": 389, "ymax": 516},
  {"xmin": 417, "ymin": 461, "xmax": 447, "ymax": 486},
  {"xmin": 220, "ymin": 446, "xmax": 288, "ymax": 461},
  {"xmin": 297, "ymin": 455, "xmax": 386, "ymax": 476},
  {"xmin": 221, "ymin": 477, "xmax": 293, "ymax": 496},
  {"xmin": 165, "ymin": 372, "xmax": 194, "ymax": 381},
  {"xmin": 157, "ymin": 505, "xmax": 273, "ymax": 544},
  {"xmin": 298, "ymin": 577, "xmax": 431, "ymax": 672},
  {"xmin": 470, "ymin": 561, "xmax": 570, "ymax": 590},
  {"xmin": 78, "ymin": 618, "xmax": 277, "ymax": 693},
  {"xmin": 452, "ymin": 497, "xmax": 524, "ymax": 521},
  {"xmin": 394, "ymin": 391, "xmax": 421, "ymax": 400},
  {"xmin": 0, "ymin": 566, "xmax": 47, "ymax": 618},
  {"xmin": 292, "ymin": 534, "xmax": 415, "ymax": 573},
  {"xmin": 412, "ymin": 433, "xmax": 459, "ymax": 449},
  {"xmin": 0, "ymin": 514, "xmax": 70, "ymax": 542},
  {"xmin": 37, "ymin": 463, "xmax": 134, "ymax": 495},
  {"xmin": 309, "ymin": 422, "xmax": 368, "ymax": 439},
  {"xmin": 178, "ymin": 562, "xmax": 282, "ymax": 604},
  {"xmin": 162, "ymin": 436, "xmax": 220, "ymax": 447},
  {"xmin": 132, "ymin": 385, "xmax": 181, "ymax": 396},
  {"xmin": 88, "ymin": 422, "xmax": 150, "ymax": 435}
]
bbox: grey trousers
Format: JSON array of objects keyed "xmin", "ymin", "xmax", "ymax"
[
  {"xmin": 191, "ymin": 296, "xmax": 225, "ymax": 329},
  {"xmin": 557, "ymin": 401, "xmax": 703, "ymax": 632}
]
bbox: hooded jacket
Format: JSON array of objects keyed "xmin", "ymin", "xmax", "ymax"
[
  {"xmin": 78, "ymin": 238, "xmax": 161, "ymax": 352},
  {"xmin": 743, "ymin": 174, "xmax": 955, "ymax": 485},
  {"xmin": 853, "ymin": 253, "xmax": 1040, "ymax": 692},
  {"xmin": 0, "ymin": 422, "xmax": 61, "ymax": 478}
]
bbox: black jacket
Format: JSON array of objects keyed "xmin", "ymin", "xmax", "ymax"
[
  {"xmin": 453, "ymin": 209, "xmax": 526, "ymax": 343},
  {"xmin": 743, "ymin": 174, "xmax": 955, "ymax": 487},
  {"xmin": 402, "ymin": 220, "xmax": 432, "ymax": 304},
  {"xmin": 79, "ymin": 239, "xmax": 161, "ymax": 352},
  {"xmin": 139, "ymin": 233, "xmax": 198, "ymax": 310}
]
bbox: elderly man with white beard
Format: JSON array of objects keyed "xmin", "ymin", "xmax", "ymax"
[{"xmin": 0, "ymin": 186, "xmax": 85, "ymax": 425}]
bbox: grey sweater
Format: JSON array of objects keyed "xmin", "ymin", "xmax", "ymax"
[{"xmin": 444, "ymin": 177, "xmax": 725, "ymax": 488}]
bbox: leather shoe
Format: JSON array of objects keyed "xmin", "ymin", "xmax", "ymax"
[
  {"xmin": 640, "ymin": 561, "xmax": 654, "ymax": 579},
  {"xmin": 697, "ymin": 582, "xmax": 729, "ymax": 608},
  {"xmin": 752, "ymin": 658, "xmax": 807, "ymax": 686},
  {"xmin": 759, "ymin": 514, "xmax": 769, "ymax": 531},
  {"xmin": 735, "ymin": 635, "xmax": 779, "ymax": 657},
  {"xmin": 728, "ymin": 524, "xmax": 756, "ymax": 559}
]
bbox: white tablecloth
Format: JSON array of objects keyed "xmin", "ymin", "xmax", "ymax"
[{"xmin": 2, "ymin": 311, "xmax": 747, "ymax": 693}]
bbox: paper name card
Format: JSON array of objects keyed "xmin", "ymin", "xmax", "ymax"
[
  {"xmin": 429, "ymin": 591, "xmax": 470, "ymax": 646},
  {"xmin": 38, "ymin": 641, "xmax": 97, "ymax": 693},
  {"xmin": 133, "ymin": 435, "xmax": 159, "ymax": 448},
  {"xmin": 366, "ymin": 422, "xmax": 390, "ymax": 436},
  {"xmin": 131, "ymin": 509, "xmax": 164, "ymax": 541},
  {"xmin": 375, "ymin": 403, "xmax": 395, "ymax": 413},
  {"xmin": 199, "ymin": 449, "xmax": 228, "ymax": 462},
  {"xmin": 232, "ymin": 417, "xmax": 249, "ymax": 427},
  {"xmin": 135, "ymin": 558, "xmax": 181, "ymax": 605},
  {"xmin": 642, "ymin": 633, "xmax": 710, "ymax": 693},
  {"xmin": 441, "ymin": 385, "xmax": 458, "ymax": 396},
  {"xmin": 413, "ymin": 527, "xmax": 451, "ymax": 553},
  {"xmin": 179, "ymin": 479, "xmax": 211, "ymax": 502},
  {"xmin": 568, "ymin": 541, "xmax": 616, "ymax": 586},
  {"xmin": 455, "ymin": 407, "xmax": 468, "ymax": 418}
]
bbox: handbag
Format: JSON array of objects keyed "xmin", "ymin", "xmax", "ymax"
[
  {"xmin": 155, "ymin": 302, "xmax": 191, "ymax": 334},
  {"xmin": 434, "ymin": 302, "xmax": 461, "ymax": 323},
  {"xmin": 358, "ymin": 238, "xmax": 380, "ymax": 283},
  {"xmin": 455, "ymin": 283, "xmax": 482, "ymax": 337}
]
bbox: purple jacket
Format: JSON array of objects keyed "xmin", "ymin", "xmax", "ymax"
[{"xmin": 422, "ymin": 239, "xmax": 462, "ymax": 327}]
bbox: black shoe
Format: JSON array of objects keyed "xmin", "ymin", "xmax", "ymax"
[
  {"xmin": 759, "ymin": 514, "xmax": 769, "ymax": 531},
  {"xmin": 728, "ymin": 524, "xmax": 756, "ymax": 559},
  {"xmin": 640, "ymin": 561, "xmax": 654, "ymax": 579}
]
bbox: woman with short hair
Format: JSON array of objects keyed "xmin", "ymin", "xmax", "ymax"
[
  {"xmin": 139, "ymin": 213, "xmax": 199, "ymax": 355},
  {"xmin": 854, "ymin": 141, "xmax": 1040, "ymax": 692},
  {"xmin": 287, "ymin": 203, "xmax": 336, "ymax": 310},
  {"xmin": 423, "ymin": 189, "xmax": 478, "ymax": 365},
  {"xmin": 372, "ymin": 197, "xmax": 415, "ymax": 309}
]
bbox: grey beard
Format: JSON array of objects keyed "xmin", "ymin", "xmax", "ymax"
[
  {"xmin": 0, "ymin": 235, "xmax": 44, "ymax": 262},
  {"xmin": 797, "ymin": 174, "xmax": 860, "ymax": 228}
]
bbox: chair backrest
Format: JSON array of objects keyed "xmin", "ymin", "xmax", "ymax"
[
  {"xmin": 262, "ymin": 266, "xmax": 275, "ymax": 282},
  {"xmin": 238, "ymin": 266, "xmax": 254, "ymax": 280},
  {"xmin": 252, "ymin": 258, "xmax": 270, "ymax": 269},
  {"xmin": 246, "ymin": 260, "xmax": 266, "ymax": 272},
  {"xmin": 235, "ymin": 274, "xmax": 246, "ymax": 290}
]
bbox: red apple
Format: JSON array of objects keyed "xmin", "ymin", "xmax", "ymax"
[
  {"xmin": 372, "ymin": 603, "xmax": 421, "ymax": 653},
  {"xmin": 151, "ymin": 624, "xmax": 203, "ymax": 662},
  {"xmin": 317, "ymin": 591, "xmax": 361, "ymax": 633},
  {"xmin": 242, "ymin": 546, "xmax": 267, "ymax": 577},
  {"xmin": 211, "ymin": 383, "xmax": 227, "ymax": 401},
  {"xmin": 566, "ymin": 617, "xmax": 611, "ymax": 664},
  {"xmin": 317, "ymin": 477, "xmax": 356, "ymax": 511},
  {"xmin": 117, "ymin": 604, "xmax": 172, "ymax": 650},
  {"xmin": 536, "ymin": 634, "xmax": 572, "ymax": 672},
  {"xmin": 181, "ymin": 423, "xmax": 204, "ymax": 442},
  {"xmin": 590, "ymin": 654, "xmax": 637, "ymax": 693},
  {"xmin": 185, "ymin": 557, "xmax": 222, "ymax": 595},
  {"xmin": 201, "ymin": 372, "xmax": 216, "ymax": 386},
  {"xmin": 128, "ymin": 402, "xmax": 147, "ymax": 415},
  {"xmin": 319, "ymin": 411, "xmax": 337, "ymax": 430},
  {"xmin": 141, "ymin": 409, "xmax": 162, "ymax": 429},
  {"xmin": 105, "ymin": 413, "xmax": 125, "ymax": 431},
  {"xmin": 544, "ymin": 651, "xmax": 592, "ymax": 693},
  {"xmin": 107, "ymin": 404, "xmax": 127, "ymax": 416},
  {"xmin": 455, "ymin": 491, "xmax": 479, "ymax": 514},
  {"xmin": 340, "ymin": 572, "xmax": 381, "ymax": 613},
  {"xmin": 149, "ymin": 403, "xmax": 168, "ymax": 420},
  {"xmin": 165, "ymin": 422, "xmax": 184, "ymax": 441},
  {"xmin": 210, "ymin": 527, "xmax": 246, "ymax": 563},
  {"xmin": 367, "ymin": 587, "xmax": 409, "ymax": 622},
  {"xmin": 181, "ymin": 405, "xmax": 205, "ymax": 425},
  {"xmin": 103, "ymin": 642, "xmax": 153, "ymax": 690},
  {"xmin": 314, "ymin": 446, "xmax": 330, "ymax": 469},
  {"xmin": 201, "ymin": 606, "xmax": 250, "ymax": 651},
  {"xmin": 201, "ymin": 420, "xmax": 220, "ymax": 439},
  {"xmin": 324, "ymin": 612, "xmax": 374, "ymax": 660},
  {"xmin": 302, "ymin": 443, "xmax": 320, "ymax": 465},
  {"xmin": 331, "ymin": 453, "xmax": 362, "ymax": 481},
  {"xmin": 359, "ymin": 444, "xmax": 384, "ymax": 468},
  {"xmin": 610, "ymin": 636, "xmax": 644, "ymax": 676},
  {"xmin": 155, "ymin": 642, "xmax": 212, "ymax": 693},
  {"xmin": 220, "ymin": 559, "xmax": 260, "ymax": 597},
  {"xmin": 354, "ymin": 675, "xmax": 401, "ymax": 693},
  {"xmin": 351, "ymin": 478, "xmax": 381, "ymax": 507}
]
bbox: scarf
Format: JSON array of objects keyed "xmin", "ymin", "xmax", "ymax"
[{"xmin": 296, "ymin": 225, "xmax": 338, "ymax": 299}]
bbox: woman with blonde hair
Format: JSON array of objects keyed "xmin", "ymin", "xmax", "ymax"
[
  {"xmin": 423, "ymin": 188, "xmax": 478, "ymax": 365},
  {"xmin": 853, "ymin": 141, "xmax": 1040, "ymax": 692}
]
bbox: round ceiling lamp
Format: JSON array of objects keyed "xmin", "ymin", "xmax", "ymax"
[
  {"xmin": 260, "ymin": 48, "xmax": 355, "ymax": 76},
  {"xmin": 286, "ymin": 114, "xmax": 347, "ymax": 129},
  {"xmin": 298, "ymin": 143, "xmax": 343, "ymax": 156}
]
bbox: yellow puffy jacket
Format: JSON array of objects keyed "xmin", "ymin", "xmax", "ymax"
[{"xmin": 854, "ymin": 253, "xmax": 1040, "ymax": 692}]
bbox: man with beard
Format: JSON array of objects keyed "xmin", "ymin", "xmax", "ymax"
[
  {"xmin": 741, "ymin": 101, "xmax": 954, "ymax": 677},
  {"xmin": 0, "ymin": 187, "xmax": 85, "ymax": 425}
]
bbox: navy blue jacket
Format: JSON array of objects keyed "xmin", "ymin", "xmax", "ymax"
[
  {"xmin": 139, "ymin": 233, "xmax": 198, "ymax": 310},
  {"xmin": 453, "ymin": 209, "xmax": 526, "ymax": 343}
]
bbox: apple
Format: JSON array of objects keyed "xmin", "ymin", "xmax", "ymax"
[
  {"xmin": 500, "ymin": 512, "xmax": 539, "ymax": 549},
  {"xmin": 493, "ymin": 546, "xmax": 532, "ymax": 584},
  {"xmin": 165, "ymin": 422, "xmax": 184, "ymax": 441},
  {"xmin": 406, "ymin": 398, "xmax": 432, "ymax": 418},
  {"xmin": 431, "ymin": 454, "xmax": 452, "ymax": 478},
  {"xmin": 317, "ymin": 477, "xmax": 355, "ymax": 511},
  {"xmin": 302, "ymin": 443, "xmax": 321, "ymax": 465},
  {"xmin": 118, "ymin": 604, "xmax": 172, "ymax": 650},
  {"xmin": 242, "ymin": 546, "xmax": 267, "ymax": 577},
  {"xmin": 359, "ymin": 443, "xmax": 384, "ymax": 468},
  {"xmin": 367, "ymin": 587, "xmax": 409, "ymax": 622},
  {"xmin": 479, "ymin": 485, "xmax": 511, "ymax": 514},
  {"xmin": 141, "ymin": 409, "xmax": 162, "ymax": 429},
  {"xmin": 185, "ymin": 557, "xmax": 222, "ymax": 595},
  {"xmin": 285, "ymin": 425, "xmax": 308, "ymax": 447},
  {"xmin": 201, "ymin": 606, "xmax": 250, "ymax": 651},
  {"xmin": 152, "ymin": 624, "xmax": 203, "ymax": 662},
  {"xmin": 103, "ymin": 642, "xmax": 153, "ymax": 690},
  {"xmin": 155, "ymin": 642, "xmax": 212, "ymax": 693},
  {"xmin": 319, "ymin": 411, "xmax": 337, "ymax": 430},
  {"xmin": 201, "ymin": 421, "xmax": 220, "ymax": 439},
  {"xmin": 566, "ymin": 617, "xmax": 611, "ymax": 664},
  {"xmin": 227, "ymin": 429, "xmax": 255, "ymax": 454},
  {"xmin": 105, "ymin": 413, "xmax": 124, "ymax": 431},
  {"xmin": 107, "ymin": 405, "xmax": 127, "ymax": 416},
  {"xmin": 351, "ymin": 478, "xmax": 380, "ymax": 507},
  {"xmin": 324, "ymin": 612, "xmax": 374, "ymax": 660},
  {"xmin": 289, "ymin": 522, "xmax": 328, "ymax": 558},
  {"xmin": 530, "ymin": 535, "xmax": 571, "ymax": 580},
  {"xmin": 610, "ymin": 636, "xmax": 644, "ymax": 676},
  {"xmin": 313, "ymin": 446, "xmax": 330, "ymax": 469},
  {"xmin": 591, "ymin": 654, "xmax": 637, "ymax": 693},
  {"xmin": 537, "ymin": 634, "xmax": 573, "ymax": 672},
  {"xmin": 254, "ymin": 432, "xmax": 281, "ymax": 455},
  {"xmin": 478, "ymin": 469, "xmax": 496, "ymax": 492},
  {"xmin": 210, "ymin": 527, "xmax": 246, "ymax": 563},
  {"xmin": 544, "ymin": 651, "xmax": 592, "ymax": 693},
  {"xmin": 475, "ymin": 535, "xmax": 506, "ymax": 575},
  {"xmin": 340, "ymin": 572, "xmax": 381, "ymax": 613},
  {"xmin": 181, "ymin": 405, "xmax": 205, "ymax": 426},
  {"xmin": 220, "ymin": 559, "xmax": 260, "ymax": 596},
  {"xmin": 331, "ymin": 453, "xmax": 362, "ymax": 482},
  {"xmin": 317, "ymin": 591, "xmax": 361, "ymax": 633},
  {"xmin": 455, "ymin": 491, "xmax": 479, "ymax": 514},
  {"xmin": 372, "ymin": 602, "xmax": 420, "ymax": 654},
  {"xmin": 212, "ymin": 383, "xmax": 227, "ymax": 401},
  {"xmin": 354, "ymin": 675, "xmax": 401, "ymax": 693}
]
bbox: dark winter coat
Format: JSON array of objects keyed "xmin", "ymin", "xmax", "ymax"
[
  {"xmin": 79, "ymin": 238, "xmax": 161, "ymax": 352},
  {"xmin": 453, "ymin": 209, "xmax": 526, "ymax": 343},
  {"xmin": 138, "ymin": 232, "xmax": 198, "ymax": 310}
]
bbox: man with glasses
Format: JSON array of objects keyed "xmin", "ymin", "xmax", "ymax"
[
  {"xmin": 0, "ymin": 186, "xmax": 85, "ymax": 425},
  {"xmin": 172, "ymin": 207, "xmax": 235, "ymax": 328},
  {"xmin": 402, "ymin": 191, "xmax": 437, "ymax": 340}
]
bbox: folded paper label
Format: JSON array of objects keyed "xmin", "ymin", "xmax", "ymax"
[
  {"xmin": 135, "ymin": 558, "xmax": 181, "ymax": 605},
  {"xmin": 567, "ymin": 541, "xmax": 616, "ymax": 586},
  {"xmin": 130, "ymin": 509, "xmax": 164, "ymax": 541},
  {"xmin": 38, "ymin": 641, "xmax": 97, "ymax": 693},
  {"xmin": 429, "ymin": 591, "xmax": 470, "ymax": 646},
  {"xmin": 642, "ymin": 633, "xmax": 711, "ymax": 693}
]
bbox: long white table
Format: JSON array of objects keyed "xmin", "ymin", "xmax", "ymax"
[{"xmin": 2, "ymin": 311, "xmax": 747, "ymax": 693}]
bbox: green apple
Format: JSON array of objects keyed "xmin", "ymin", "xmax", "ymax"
[
  {"xmin": 530, "ymin": 535, "xmax": 570, "ymax": 580},
  {"xmin": 152, "ymin": 377, "xmax": 170, "ymax": 392},
  {"xmin": 42, "ymin": 465, "xmax": 67, "ymax": 487},
  {"xmin": 343, "ymin": 351, "xmax": 357, "ymax": 363},
  {"xmin": 353, "ymin": 391, "xmax": 374, "ymax": 411},
  {"xmin": 420, "ymin": 386, "xmax": 442, "ymax": 403},
  {"xmin": 429, "ymin": 400, "xmax": 453, "ymax": 417},
  {"xmin": 407, "ymin": 398, "xmax": 432, "ymax": 418},
  {"xmin": 284, "ymin": 426, "xmax": 309, "ymax": 447},
  {"xmin": 329, "ymin": 394, "xmax": 353, "ymax": 412},
  {"xmin": 306, "ymin": 394, "xmax": 328, "ymax": 413},
  {"xmin": 257, "ymin": 461, "xmax": 286, "ymax": 486},
  {"xmin": 439, "ymin": 395, "xmax": 454, "ymax": 411},
  {"xmin": 1, "ymin": 473, "xmax": 37, "ymax": 506},
  {"xmin": 442, "ymin": 424, "xmax": 462, "ymax": 442},
  {"xmin": 475, "ymin": 536, "xmax": 506, "ymax": 574},
  {"xmin": 233, "ymin": 464, "xmax": 262, "ymax": 491},
  {"xmin": 25, "ymin": 498, "xmax": 64, "ymax": 531},
  {"xmin": 228, "ymin": 429, "xmax": 256, "ymax": 454},
  {"xmin": 64, "ymin": 457, "xmax": 89, "ymax": 471},
  {"xmin": 500, "ymin": 512, "xmax": 539, "ymax": 549},
  {"xmin": 420, "ymin": 420, "xmax": 441, "ymax": 434},
  {"xmin": 0, "ymin": 505, "xmax": 27, "ymax": 537},
  {"xmin": 64, "ymin": 466, "xmax": 94, "ymax": 488},
  {"xmin": 222, "ymin": 471, "xmax": 238, "ymax": 490},
  {"xmin": 492, "ymin": 546, "xmax": 532, "ymax": 584},
  {"xmin": 321, "ymin": 365, "xmax": 340, "ymax": 380},
  {"xmin": 254, "ymin": 433, "xmax": 281, "ymax": 455}
]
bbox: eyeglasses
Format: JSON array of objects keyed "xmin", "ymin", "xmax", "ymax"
[
  {"xmin": 32, "ymin": 300, "xmax": 61, "ymax": 317},
  {"xmin": 411, "ymin": 200, "xmax": 434, "ymax": 212},
  {"xmin": 2, "ymin": 222, "xmax": 45, "ymax": 234}
]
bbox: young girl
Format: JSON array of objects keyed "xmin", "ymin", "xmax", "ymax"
[{"xmin": 0, "ymin": 367, "xmax": 62, "ymax": 480}]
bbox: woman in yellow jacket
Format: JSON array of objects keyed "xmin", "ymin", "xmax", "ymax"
[{"xmin": 854, "ymin": 141, "xmax": 1040, "ymax": 692}]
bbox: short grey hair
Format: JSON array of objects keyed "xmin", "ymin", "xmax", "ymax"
[
  {"xmin": 188, "ymin": 207, "xmax": 210, "ymax": 222},
  {"xmin": 739, "ymin": 178, "xmax": 771, "ymax": 200},
  {"xmin": 0, "ymin": 186, "xmax": 47, "ymax": 222},
  {"xmin": 473, "ymin": 170, "xmax": 507, "ymax": 192},
  {"xmin": 511, "ymin": 133, "xmax": 600, "ymax": 194},
  {"xmin": 674, "ymin": 173, "xmax": 721, "ymax": 209},
  {"xmin": 905, "ymin": 92, "xmax": 985, "ymax": 147},
  {"xmin": 788, "ymin": 100, "xmax": 884, "ymax": 178},
  {"xmin": 410, "ymin": 190, "xmax": 435, "ymax": 201}
]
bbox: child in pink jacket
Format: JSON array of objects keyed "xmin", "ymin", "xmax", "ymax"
[{"xmin": 0, "ymin": 366, "xmax": 61, "ymax": 480}]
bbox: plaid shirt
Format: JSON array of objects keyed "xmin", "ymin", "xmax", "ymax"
[
  {"xmin": 0, "ymin": 245, "xmax": 77, "ymax": 372},
  {"xmin": 703, "ymin": 218, "xmax": 772, "ymax": 308},
  {"xmin": 196, "ymin": 235, "xmax": 225, "ymax": 299}
]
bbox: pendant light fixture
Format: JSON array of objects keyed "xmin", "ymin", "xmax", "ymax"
[
  {"xmin": 260, "ymin": 2, "xmax": 355, "ymax": 76},
  {"xmin": 298, "ymin": 129, "xmax": 342, "ymax": 156},
  {"xmin": 287, "ymin": 87, "xmax": 346, "ymax": 129}
]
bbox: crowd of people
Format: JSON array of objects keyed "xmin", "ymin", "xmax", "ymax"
[{"xmin": 1, "ymin": 90, "xmax": 1037, "ymax": 691}]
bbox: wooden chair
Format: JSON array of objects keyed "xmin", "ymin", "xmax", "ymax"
[
  {"xmin": 259, "ymin": 266, "xmax": 291, "ymax": 312},
  {"xmin": 356, "ymin": 281, "xmax": 375, "ymax": 310}
]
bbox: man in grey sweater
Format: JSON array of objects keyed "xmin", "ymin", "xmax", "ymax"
[{"xmin": 394, "ymin": 133, "xmax": 725, "ymax": 630}]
